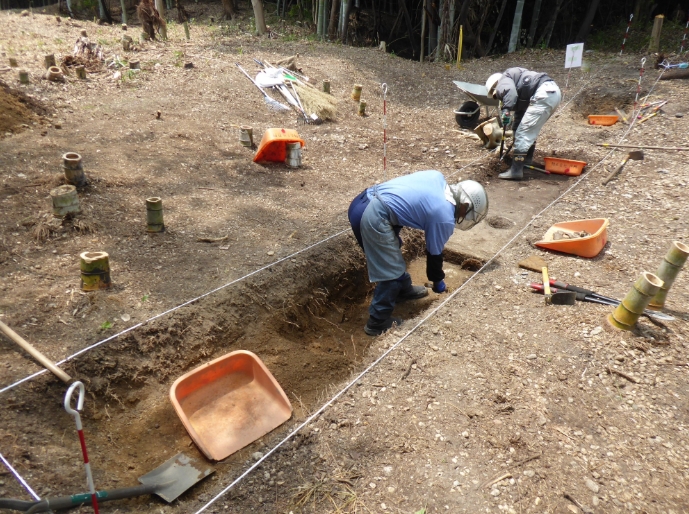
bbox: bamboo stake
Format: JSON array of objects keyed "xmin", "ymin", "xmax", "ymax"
[
  {"xmin": 597, "ymin": 143, "xmax": 689, "ymax": 151},
  {"xmin": 0, "ymin": 320, "xmax": 72, "ymax": 383}
]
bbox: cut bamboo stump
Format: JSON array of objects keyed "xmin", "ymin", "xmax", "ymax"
[
  {"xmin": 18, "ymin": 69, "xmax": 29, "ymax": 84},
  {"xmin": 239, "ymin": 125, "xmax": 254, "ymax": 147},
  {"xmin": 358, "ymin": 100, "xmax": 367, "ymax": 116},
  {"xmin": 285, "ymin": 142, "xmax": 302, "ymax": 168},
  {"xmin": 63, "ymin": 152, "xmax": 87, "ymax": 187},
  {"xmin": 322, "ymin": 79, "xmax": 330, "ymax": 94},
  {"xmin": 47, "ymin": 66, "xmax": 63, "ymax": 82},
  {"xmin": 146, "ymin": 197, "xmax": 164, "ymax": 232},
  {"xmin": 44, "ymin": 54, "xmax": 56, "ymax": 69},
  {"xmin": 129, "ymin": 60, "xmax": 140, "ymax": 70},
  {"xmin": 351, "ymin": 84, "xmax": 362, "ymax": 102},
  {"xmin": 608, "ymin": 272, "xmax": 663, "ymax": 330},
  {"xmin": 80, "ymin": 251, "xmax": 111, "ymax": 291},
  {"xmin": 75, "ymin": 65, "xmax": 86, "ymax": 79},
  {"xmin": 649, "ymin": 241, "xmax": 689, "ymax": 310},
  {"xmin": 122, "ymin": 35, "xmax": 133, "ymax": 51},
  {"xmin": 9, "ymin": 57, "xmax": 18, "ymax": 67},
  {"xmin": 50, "ymin": 184, "xmax": 80, "ymax": 217}
]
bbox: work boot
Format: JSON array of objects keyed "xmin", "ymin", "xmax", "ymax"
[
  {"xmin": 397, "ymin": 272, "xmax": 429, "ymax": 302},
  {"xmin": 398, "ymin": 284, "xmax": 428, "ymax": 301},
  {"xmin": 364, "ymin": 316, "xmax": 403, "ymax": 336},
  {"xmin": 499, "ymin": 152, "xmax": 526, "ymax": 180},
  {"xmin": 524, "ymin": 143, "xmax": 536, "ymax": 166}
]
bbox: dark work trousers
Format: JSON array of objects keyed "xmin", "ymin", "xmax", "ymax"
[{"xmin": 348, "ymin": 189, "xmax": 409, "ymax": 321}]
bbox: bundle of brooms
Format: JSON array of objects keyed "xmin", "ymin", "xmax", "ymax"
[{"xmin": 293, "ymin": 82, "xmax": 338, "ymax": 121}]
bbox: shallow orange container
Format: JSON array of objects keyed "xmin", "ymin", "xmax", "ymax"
[
  {"xmin": 535, "ymin": 218, "xmax": 609, "ymax": 258},
  {"xmin": 253, "ymin": 128, "xmax": 305, "ymax": 163},
  {"xmin": 170, "ymin": 350, "xmax": 292, "ymax": 461},
  {"xmin": 543, "ymin": 157, "xmax": 587, "ymax": 176},
  {"xmin": 588, "ymin": 115, "xmax": 619, "ymax": 126}
]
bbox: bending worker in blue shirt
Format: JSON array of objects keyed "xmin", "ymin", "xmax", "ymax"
[{"xmin": 348, "ymin": 170, "xmax": 488, "ymax": 336}]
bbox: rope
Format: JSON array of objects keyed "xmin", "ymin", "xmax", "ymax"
[{"xmin": 0, "ymin": 452, "xmax": 41, "ymax": 501}]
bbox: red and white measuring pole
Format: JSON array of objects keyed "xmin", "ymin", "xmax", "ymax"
[
  {"xmin": 681, "ymin": 15, "xmax": 689, "ymax": 53},
  {"xmin": 65, "ymin": 381, "xmax": 100, "ymax": 514},
  {"xmin": 634, "ymin": 57, "xmax": 646, "ymax": 111},
  {"xmin": 381, "ymin": 82, "xmax": 388, "ymax": 183},
  {"xmin": 620, "ymin": 14, "xmax": 633, "ymax": 56}
]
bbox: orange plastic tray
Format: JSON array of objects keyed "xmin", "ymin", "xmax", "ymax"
[
  {"xmin": 543, "ymin": 157, "xmax": 587, "ymax": 176},
  {"xmin": 588, "ymin": 115, "xmax": 619, "ymax": 126},
  {"xmin": 253, "ymin": 128, "xmax": 305, "ymax": 163},
  {"xmin": 170, "ymin": 350, "xmax": 292, "ymax": 461},
  {"xmin": 535, "ymin": 218, "xmax": 609, "ymax": 258}
]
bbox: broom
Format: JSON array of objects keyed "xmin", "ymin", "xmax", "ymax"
[{"xmin": 294, "ymin": 82, "xmax": 338, "ymax": 121}]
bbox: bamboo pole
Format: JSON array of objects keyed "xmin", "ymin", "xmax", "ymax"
[
  {"xmin": 0, "ymin": 320, "xmax": 72, "ymax": 383},
  {"xmin": 456, "ymin": 24, "xmax": 462, "ymax": 69}
]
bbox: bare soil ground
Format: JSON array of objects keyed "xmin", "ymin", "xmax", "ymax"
[{"xmin": 1, "ymin": 5, "xmax": 689, "ymax": 514}]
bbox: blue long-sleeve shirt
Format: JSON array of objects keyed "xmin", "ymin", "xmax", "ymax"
[{"xmin": 366, "ymin": 170, "xmax": 455, "ymax": 256}]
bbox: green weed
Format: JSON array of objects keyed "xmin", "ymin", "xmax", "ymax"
[
  {"xmin": 100, "ymin": 320, "xmax": 113, "ymax": 330},
  {"xmin": 141, "ymin": 294, "xmax": 149, "ymax": 302}
]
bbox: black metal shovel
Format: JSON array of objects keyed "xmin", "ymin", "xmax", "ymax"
[{"xmin": 0, "ymin": 453, "xmax": 214, "ymax": 512}]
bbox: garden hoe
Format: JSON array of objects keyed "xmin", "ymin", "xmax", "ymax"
[
  {"xmin": 602, "ymin": 150, "xmax": 644, "ymax": 185},
  {"xmin": 0, "ymin": 453, "xmax": 214, "ymax": 512}
]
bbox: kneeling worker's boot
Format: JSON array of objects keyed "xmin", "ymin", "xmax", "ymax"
[
  {"xmin": 524, "ymin": 143, "xmax": 536, "ymax": 166},
  {"xmin": 499, "ymin": 152, "xmax": 526, "ymax": 180},
  {"xmin": 365, "ymin": 316, "xmax": 403, "ymax": 336}
]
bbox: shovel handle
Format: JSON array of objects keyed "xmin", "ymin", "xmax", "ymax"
[
  {"xmin": 549, "ymin": 280, "xmax": 594, "ymax": 296},
  {"xmin": 0, "ymin": 320, "xmax": 72, "ymax": 383},
  {"xmin": 602, "ymin": 159, "xmax": 628, "ymax": 185},
  {"xmin": 529, "ymin": 283, "xmax": 587, "ymax": 301}
]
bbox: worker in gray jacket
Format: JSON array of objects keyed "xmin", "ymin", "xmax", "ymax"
[{"xmin": 486, "ymin": 68, "xmax": 561, "ymax": 180}]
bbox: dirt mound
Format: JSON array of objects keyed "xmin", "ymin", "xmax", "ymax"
[
  {"xmin": 0, "ymin": 81, "xmax": 47, "ymax": 135},
  {"xmin": 572, "ymin": 83, "xmax": 635, "ymax": 118}
]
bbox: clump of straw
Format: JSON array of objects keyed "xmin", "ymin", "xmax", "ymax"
[{"xmin": 294, "ymin": 83, "xmax": 338, "ymax": 121}]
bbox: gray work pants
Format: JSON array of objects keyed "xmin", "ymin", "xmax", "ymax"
[{"xmin": 513, "ymin": 81, "xmax": 562, "ymax": 154}]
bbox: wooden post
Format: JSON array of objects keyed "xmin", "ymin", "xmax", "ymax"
[
  {"xmin": 650, "ymin": 14, "xmax": 664, "ymax": 52},
  {"xmin": 44, "ymin": 54, "xmax": 56, "ymax": 68},
  {"xmin": 456, "ymin": 24, "xmax": 463, "ymax": 69},
  {"xmin": 146, "ymin": 197, "xmax": 164, "ymax": 232},
  {"xmin": 50, "ymin": 184, "xmax": 80, "ymax": 217},
  {"xmin": 80, "ymin": 251, "xmax": 111, "ymax": 290},
  {"xmin": 63, "ymin": 152, "xmax": 87, "ymax": 187}
]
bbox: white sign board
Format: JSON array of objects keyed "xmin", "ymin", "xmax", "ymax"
[{"xmin": 565, "ymin": 43, "xmax": 584, "ymax": 69}]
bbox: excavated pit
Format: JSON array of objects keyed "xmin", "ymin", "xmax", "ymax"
[{"xmin": 1, "ymin": 231, "xmax": 485, "ymax": 510}]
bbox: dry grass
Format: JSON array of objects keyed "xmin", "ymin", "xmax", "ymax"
[
  {"xmin": 295, "ymin": 84, "xmax": 338, "ymax": 121},
  {"xmin": 290, "ymin": 469, "xmax": 367, "ymax": 513},
  {"xmin": 31, "ymin": 222, "xmax": 52, "ymax": 243}
]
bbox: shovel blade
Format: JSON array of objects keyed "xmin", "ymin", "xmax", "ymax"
[
  {"xmin": 138, "ymin": 452, "xmax": 214, "ymax": 502},
  {"xmin": 551, "ymin": 291, "xmax": 577, "ymax": 305}
]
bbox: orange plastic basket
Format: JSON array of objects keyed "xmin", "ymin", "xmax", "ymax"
[
  {"xmin": 543, "ymin": 157, "xmax": 587, "ymax": 176},
  {"xmin": 170, "ymin": 350, "xmax": 293, "ymax": 461},
  {"xmin": 535, "ymin": 218, "xmax": 609, "ymax": 258},
  {"xmin": 588, "ymin": 115, "xmax": 619, "ymax": 126},
  {"xmin": 253, "ymin": 128, "xmax": 305, "ymax": 163}
]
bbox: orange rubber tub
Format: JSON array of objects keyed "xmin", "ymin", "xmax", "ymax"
[
  {"xmin": 170, "ymin": 350, "xmax": 293, "ymax": 461},
  {"xmin": 253, "ymin": 128, "xmax": 305, "ymax": 163},
  {"xmin": 543, "ymin": 157, "xmax": 587, "ymax": 176},
  {"xmin": 588, "ymin": 115, "xmax": 619, "ymax": 126},
  {"xmin": 535, "ymin": 218, "xmax": 609, "ymax": 258}
]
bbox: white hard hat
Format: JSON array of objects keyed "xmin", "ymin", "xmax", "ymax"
[
  {"xmin": 486, "ymin": 73, "xmax": 502, "ymax": 98},
  {"xmin": 449, "ymin": 180, "xmax": 489, "ymax": 231}
]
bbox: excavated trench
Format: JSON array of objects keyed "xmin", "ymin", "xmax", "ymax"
[{"xmin": 1, "ymin": 231, "xmax": 485, "ymax": 509}]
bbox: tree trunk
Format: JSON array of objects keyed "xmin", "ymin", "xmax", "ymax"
[
  {"xmin": 472, "ymin": 0, "xmax": 491, "ymax": 56},
  {"xmin": 507, "ymin": 0, "xmax": 525, "ymax": 53},
  {"xmin": 436, "ymin": 0, "xmax": 449, "ymax": 60},
  {"xmin": 221, "ymin": 0, "xmax": 235, "ymax": 19},
  {"xmin": 154, "ymin": 0, "xmax": 167, "ymax": 37},
  {"xmin": 252, "ymin": 0, "xmax": 267, "ymax": 35},
  {"xmin": 328, "ymin": 0, "xmax": 340, "ymax": 38},
  {"xmin": 526, "ymin": 0, "xmax": 542, "ymax": 48},
  {"xmin": 574, "ymin": 0, "xmax": 601, "ymax": 42},
  {"xmin": 420, "ymin": 0, "xmax": 427, "ymax": 61},
  {"xmin": 399, "ymin": 0, "xmax": 418, "ymax": 58},
  {"xmin": 536, "ymin": 0, "xmax": 563, "ymax": 48},
  {"xmin": 487, "ymin": 0, "xmax": 507, "ymax": 54},
  {"xmin": 340, "ymin": 0, "xmax": 352, "ymax": 43}
]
